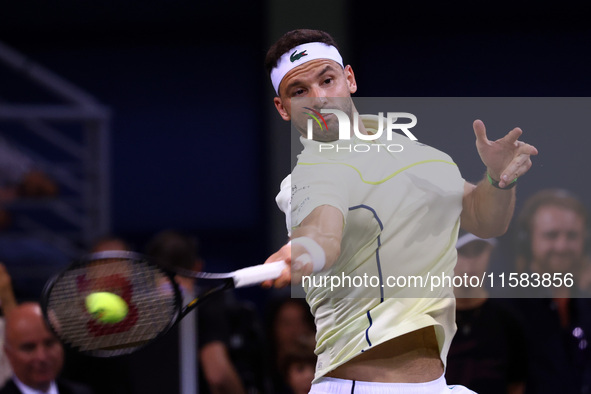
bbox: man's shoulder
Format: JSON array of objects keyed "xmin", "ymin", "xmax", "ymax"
[
  {"xmin": 0, "ymin": 378, "xmax": 93, "ymax": 394},
  {"xmin": 0, "ymin": 379, "xmax": 20, "ymax": 394},
  {"xmin": 57, "ymin": 378, "xmax": 95, "ymax": 394}
]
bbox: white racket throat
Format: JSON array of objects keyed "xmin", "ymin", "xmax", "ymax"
[{"xmin": 232, "ymin": 260, "xmax": 287, "ymax": 288}]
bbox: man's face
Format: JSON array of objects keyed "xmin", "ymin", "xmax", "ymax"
[
  {"xmin": 5, "ymin": 313, "xmax": 64, "ymax": 390},
  {"xmin": 274, "ymin": 302, "xmax": 314, "ymax": 353},
  {"xmin": 454, "ymin": 241, "xmax": 493, "ymax": 296},
  {"xmin": 273, "ymin": 59, "xmax": 358, "ymax": 140},
  {"xmin": 287, "ymin": 361, "xmax": 315, "ymax": 394},
  {"xmin": 530, "ymin": 205, "xmax": 586, "ymax": 275},
  {"xmin": 455, "ymin": 241, "xmax": 493, "ymax": 278}
]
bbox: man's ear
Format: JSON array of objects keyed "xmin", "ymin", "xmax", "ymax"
[
  {"xmin": 274, "ymin": 97, "xmax": 291, "ymax": 121},
  {"xmin": 344, "ymin": 65, "xmax": 358, "ymax": 94}
]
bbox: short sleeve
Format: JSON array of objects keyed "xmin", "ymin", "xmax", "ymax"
[
  {"xmin": 275, "ymin": 174, "xmax": 292, "ymax": 237},
  {"xmin": 290, "ymin": 164, "xmax": 348, "ymax": 228}
]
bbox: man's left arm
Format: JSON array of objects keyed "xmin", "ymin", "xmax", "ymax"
[{"xmin": 460, "ymin": 120, "xmax": 538, "ymax": 238}]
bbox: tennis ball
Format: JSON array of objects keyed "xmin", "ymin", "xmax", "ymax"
[{"xmin": 85, "ymin": 292, "xmax": 128, "ymax": 324}]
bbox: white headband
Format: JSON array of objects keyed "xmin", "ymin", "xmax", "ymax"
[{"xmin": 270, "ymin": 42, "xmax": 344, "ymax": 95}]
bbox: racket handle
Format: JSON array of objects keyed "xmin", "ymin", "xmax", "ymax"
[{"xmin": 232, "ymin": 260, "xmax": 287, "ymax": 288}]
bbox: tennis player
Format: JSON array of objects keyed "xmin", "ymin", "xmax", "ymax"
[{"xmin": 263, "ymin": 29, "xmax": 538, "ymax": 394}]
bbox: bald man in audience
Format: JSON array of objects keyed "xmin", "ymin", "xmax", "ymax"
[{"xmin": 1, "ymin": 302, "xmax": 93, "ymax": 394}]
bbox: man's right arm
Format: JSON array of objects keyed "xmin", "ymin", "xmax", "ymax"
[
  {"xmin": 199, "ymin": 342, "xmax": 246, "ymax": 394},
  {"xmin": 264, "ymin": 204, "xmax": 343, "ymax": 288}
]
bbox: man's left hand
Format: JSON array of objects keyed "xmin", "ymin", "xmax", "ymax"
[{"xmin": 473, "ymin": 119, "xmax": 538, "ymax": 188}]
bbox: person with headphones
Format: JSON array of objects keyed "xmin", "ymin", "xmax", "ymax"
[
  {"xmin": 447, "ymin": 232, "xmax": 528, "ymax": 394},
  {"xmin": 515, "ymin": 189, "xmax": 590, "ymax": 287},
  {"xmin": 512, "ymin": 189, "xmax": 591, "ymax": 394}
]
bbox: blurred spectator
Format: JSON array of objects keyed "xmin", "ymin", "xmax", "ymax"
[
  {"xmin": 0, "ymin": 319, "xmax": 10, "ymax": 391},
  {"xmin": 0, "ymin": 137, "xmax": 79, "ymax": 389},
  {"xmin": 146, "ymin": 230, "xmax": 204, "ymax": 299},
  {"xmin": 446, "ymin": 232, "xmax": 527, "ymax": 394},
  {"xmin": 515, "ymin": 189, "xmax": 589, "ymax": 290},
  {"xmin": 0, "ymin": 302, "xmax": 93, "ymax": 394},
  {"xmin": 0, "ymin": 264, "xmax": 16, "ymax": 316},
  {"xmin": 266, "ymin": 295, "xmax": 315, "ymax": 393},
  {"xmin": 89, "ymin": 236, "xmax": 131, "ymax": 253},
  {"xmin": 0, "ymin": 237, "xmax": 69, "ymax": 301},
  {"xmin": 280, "ymin": 341, "xmax": 316, "ymax": 394},
  {"xmin": 0, "ymin": 136, "xmax": 67, "ymax": 301},
  {"xmin": 0, "ymin": 136, "xmax": 58, "ymax": 232},
  {"xmin": 129, "ymin": 229, "xmax": 268, "ymax": 394},
  {"xmin": 512, "ymin": 189, "xmax": 591, "ymax": 394},
  {"xmin": 60, "ymin": 237, "xmax": 133, "ymax": 394},
  {"xmin": 0, "ymin": 136, "xmax": 58, "ymax": 202},
  {"xmin": 0, "ymin": 264, "xmax": 17, "ymax": 388}
]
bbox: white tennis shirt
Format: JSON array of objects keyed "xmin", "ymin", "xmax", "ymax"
[{"xmin": 278, "ymin": 115, "xmax": 465, "ymax": 382}]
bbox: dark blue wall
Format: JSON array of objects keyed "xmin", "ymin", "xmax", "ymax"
[{"xmin": 1, "ymin": 1, "xmax": 270, "ymax": 271}]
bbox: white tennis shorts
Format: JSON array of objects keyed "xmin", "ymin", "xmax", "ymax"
[{"xmin": 309, "ymin": 375, "xmax": 476, "ymax": 394}]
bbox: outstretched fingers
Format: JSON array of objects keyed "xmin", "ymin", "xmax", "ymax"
[
  {"xmin": 473, "ymin": 119, "xmax": 489, "ymax": 144},
  {"xmin": 498, "ymin": 143, "xmax": 539, "ymax": 187},
  {"xmin": 502, "ymin": 127, "xmax": 523, "ymax": 145}
]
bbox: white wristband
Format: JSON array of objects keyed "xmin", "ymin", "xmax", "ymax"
[{"xmin": 291, "ymin": 237, "xmax": 326, "ymax": 272}]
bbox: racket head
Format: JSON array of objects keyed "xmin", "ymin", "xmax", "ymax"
[{"xmin": 41, "ymin": 250, "xmax": 183, "ymax": 357}]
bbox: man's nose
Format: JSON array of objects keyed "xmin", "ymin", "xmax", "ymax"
[
  {"xmin": 33, "ymin": 346, "xmax": 50, "ymax": 362},
  {"xmin": 308, "ymin": 90, "xmax": 328, "ymax": 112},
  {"xmin": 309, "ymin": 85, "xmax": 328, "ymax": 99},
  {"xmin": 553, "ymin": 234, "xmax": 571, "ymax": 251}
]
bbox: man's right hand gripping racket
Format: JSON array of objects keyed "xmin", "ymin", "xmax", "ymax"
[{"xmin": 41, "ymin": 250, "xmax": 286, "ymax": 357}]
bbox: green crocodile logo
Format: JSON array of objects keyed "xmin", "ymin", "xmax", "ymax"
[{"xmin": 290, "ymin": 49, "xmax": 308, "ymax": 62}]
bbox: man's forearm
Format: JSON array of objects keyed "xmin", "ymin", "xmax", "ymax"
[
  {"xmin": 291, "ymin": 204, "xmax": 344, "ymax": 272},
  {"xmin": 200, "ymin": 342, "xmax": 246, "ymax": 394},
  {"xmin": 460, "ymin": 177, "xmax": 516, "ymax": 239}
]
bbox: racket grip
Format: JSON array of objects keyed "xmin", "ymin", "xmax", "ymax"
[{"xmin": 232, "ymin": 260, "xmax": 287, "ymax": 288}]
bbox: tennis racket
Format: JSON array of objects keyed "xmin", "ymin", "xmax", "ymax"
[{"xmin": 41, "ymin": 250, "xmax": 286, "ymax": 357}]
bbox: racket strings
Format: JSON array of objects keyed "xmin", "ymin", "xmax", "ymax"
[{"xmin": 46, "ymin": 257, "xmax": 179, "ymax": 357}]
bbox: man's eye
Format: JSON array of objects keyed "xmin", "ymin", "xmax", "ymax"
[
  {"xmin": 293, "ymin": 89, "xmax": 305, "ymax": 97},
  {"xmin": 323, "ymin": 78, "xmax": 333, "ymax": 85},
  {"xmin": 544, "ymin": 231, "xmax": 558, "ymax": 240},
  {"xmin": 20, "ymin": 344, "xmax": 36, "ymax": 353}
]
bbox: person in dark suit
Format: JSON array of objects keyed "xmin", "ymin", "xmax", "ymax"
[
  {"xmin": 0, "ymin": 378, "xmax": 92, "ymax": 394},
  {"xmin": 511, "ymin": 189, "xmax": 591, "ymax": 394},
  {"xmin": 0, "ymin": 302, "xmax": 93, "ymax": 394}
]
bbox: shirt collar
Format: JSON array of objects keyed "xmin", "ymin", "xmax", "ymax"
[{"xmin": 13, "ymin": 376, "xmax": 58, "ymax": 394}]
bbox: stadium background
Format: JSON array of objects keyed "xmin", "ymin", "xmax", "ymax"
[{"xmin": 1, "ymin": 0, "xmax": 590, "ymax": 296}]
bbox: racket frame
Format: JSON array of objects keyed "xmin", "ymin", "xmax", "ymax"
[
  {"xmin": 41, "ymin": 251, "xmax": 185, "ymax": 357},
  {"xmin": 41, "ymin": 250, "xmax": 284, "ymax": 357}
]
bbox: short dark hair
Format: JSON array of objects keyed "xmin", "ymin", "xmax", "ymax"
[
  {"xmin": 517, "ymin": 189, "xmax": 588, "ymax": 237},
  {"xmin": 515, "ymin": 189, "xmax": 589, "ymax": 263},
  {"xmin": 264, "ymin": 29, "xmax": 340, "ymax": 76},
  {"xmin": 279, "ymin": 342, "xmax": 317, "ymax": 379},
  {"xmin": 145, "ymin": 229, "xmax": 200, "ymax": 271}
]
